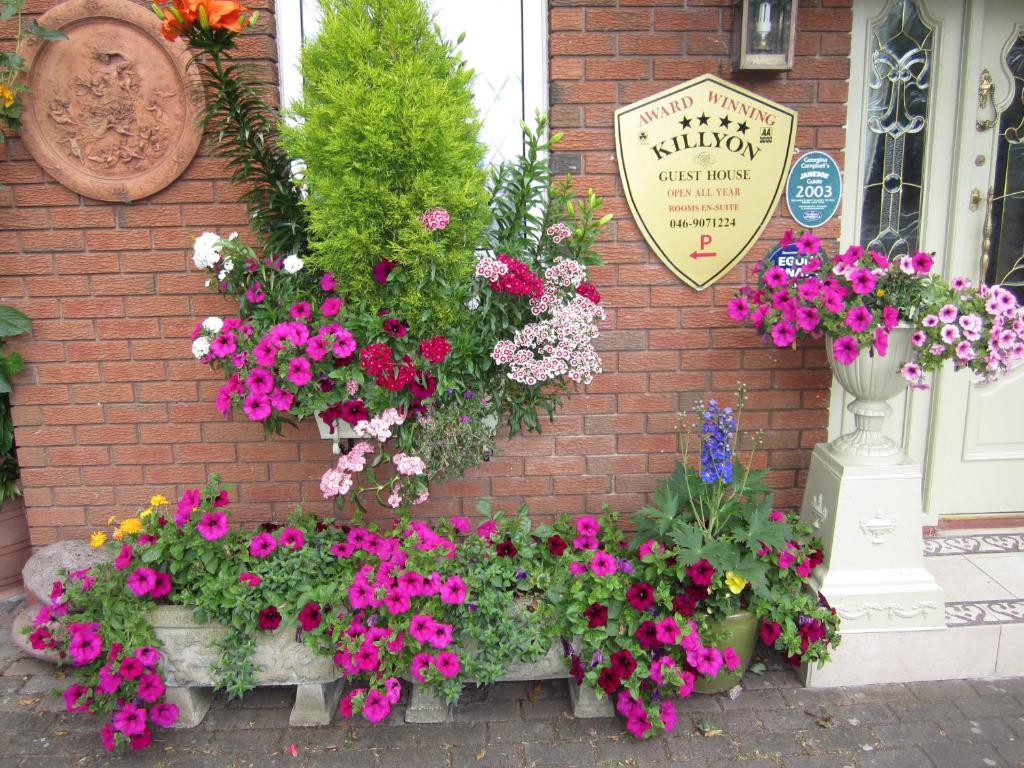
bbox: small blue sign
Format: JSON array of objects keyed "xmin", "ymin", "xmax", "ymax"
[
  {"xmin": 768, "ymin": 242, "xmax": 808, "ymax": 278},
  {"xmin": 785, "ymin": 150, "xmax": 842, "ymax": 229}
]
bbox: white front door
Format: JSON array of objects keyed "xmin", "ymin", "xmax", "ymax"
[
  {"xmin": 925, "ymin": 4, "xmax": 1024, "ymax": 517},
  {"xmin": 841, "ymin": 0, "xmax": 1024, "ymax": 519},
  {"xmin": 276, "ymin": 0, "xmax": 548, "ymax": 165}
]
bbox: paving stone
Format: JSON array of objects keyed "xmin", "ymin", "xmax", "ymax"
[
  {"xmin": 869, "ymin": 721, "xmax": 950, "ymax": 748},
  {"xmin": 376, "ymin": 745, "xmax": 451, "ymax": 768},
  {"xmin": 16, "ymin": 674, "xmax": 69, "ymax": 695},
  {"xmin": 452, "ymin": 742, "xmax": 522, "ymax": 767},
  {"xmin": 782, "ymin": 755, "xmax": 859, "ymax": 768},
  {"xmin": 708, "ymin": 709, "xmax": 769, "ymax": 736},
  {"xmin": 993, "ymin": 739, "xmax": 1024, "ymax": 765},
  {"xmin": 935, "ymin": 717, "xmax": 1017, "ymax": 742},
  {"xmin": 970, "ymin": 678, "xmax": 1024, "ymax": 695},
  {"xmin": 756, "ymin": 706, "xmax": 829, "ymax": 731},
  {"xmin": 522, "ymin": 738, "xmax": 596, "ymax": 767},
  {"xmin": 2, "ymin": 658, "xmax": 58, "ymax": 677},
  {"xmin": 306, "ymin": 747, "xmax": 379, "ymax": 767},
  {"xmin": 553, "ymin": 716, "xmax": 628, "ymax": 742},
  {"xmin": 841, "ymin": 684, "xmax": 917, "ymax": 707},
  {"xmin": 780, "ymin": 687, "xmax": 853, "ymax": 709},
  {"xmin": 955, "ymin": 696, "xmax": 1024, "ymax": 718},
  {"xmin": 488, "ymin": 718, "xmax": 556, "ymax": 744},
  {"xmin": 518, "ymin": 695, "xmax": 572, "ymax": 721},
  {"xmin": 907, "ymin": 679, "xmax": 980, "ymax": 702},
  {"xmin": 196, "ymin": 704, "xmax": 292, "ymax": 730},
  {"xmin": 670, "ymin": 732, "xmax": 742, "ymax": 761},
  {"xmin": 717, "ymin": 688, "xmax": 788, "ymax": 711},
  {"xmin": 921, "ymin": 740, "xmax": 1010, "ymax": 768},
  {"xmin": 591, "ymin": 733, "xmax": 671, "ymax": 763},
  {"xmin": 454, "ymin": 697, "xmax": 523, "ymax": 722},
  {"xmin": 889, "ymin": 701, "xmax": 957, "ymax": 723},
  {"xmin": 858, "ymin": 746, "xmax": 935, "ymax": 768}
]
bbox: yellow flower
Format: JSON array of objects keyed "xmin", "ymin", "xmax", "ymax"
[
  {"xmin": 107, "ymin": 515, "xmax": 118, "ymax": 525},
  {"xmin": 875, "ymin": 288, "xmax": 886, "ymax": 298},
  {"xmin": 0, "ymin": 85, "xmax": 14, "ymax": 109},
  {"xmin": 725, "ymin": 571, "xmax": 748, "ymax": 594},
  {"xmin": 112, "ymin": 529, "xmax": 124, "ymax": 541},
  {"xmin": 119, "ymin": 518, "xmax": 143, "ymax": 535},
  {"xmin": 140, "ymin": 507, "xmax": 153, "ymax": 519},
  {"xmin": 150, "ymin": 494, "xmax": 169, "ymax": 507},
  {"xmin": 89, "ymin": 531, "xmax": 107, "ymax": 548}
]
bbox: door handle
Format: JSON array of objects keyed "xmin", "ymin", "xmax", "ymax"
[
  {"xmin": 977, "ymin": 69, "xmax": 996, "ymax": 131},
  {"xmin": 980, "ymin": 187, "xmax": 994, "ymax": 280}
]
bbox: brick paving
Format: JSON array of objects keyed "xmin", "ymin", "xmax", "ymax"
[{"xmin": 2, "ymin": 598, "xmax": 1022, "ymax": 768}]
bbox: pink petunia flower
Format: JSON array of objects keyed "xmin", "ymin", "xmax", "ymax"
[
  {"xmin": 832, "ymin": 335, "xmax": 860, "ymax": 365},
  {"xmin": 127, "ymin": 568, "xmax": 157, "ymax": 597},
  {"xmin": 197, "ymin": 511, "xmax": 228, "ymax": 542},
  {"xmin": 150, "ymin": 702, "xmax": 179, "ymax": 728},
  {"xmin": 249, "ymin": 532, "xmax": 277, "ymax": 558},
  {"xmin": 279, "ymin": 527, "xmax": 305, "ymax": 550}
]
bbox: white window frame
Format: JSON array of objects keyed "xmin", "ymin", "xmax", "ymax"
[{"xmin": 275, "ymin": 0, "xmax": 549, "ymax": 155}]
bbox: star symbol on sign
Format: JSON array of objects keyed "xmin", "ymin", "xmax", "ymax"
[
  {"xmin": 719, "ymin": 115, "xmax": 732, "ymax": 129},
  {"xmin": 679, "ymin": 116, "xmax": 692, "ymax": 129},
  {"xmin": 736, "ymin": 120, "xmax": 749, "ymax": 134},
  {"xmin": 697, "ymin": 112, "xmax": 710, "ymax": 126}
]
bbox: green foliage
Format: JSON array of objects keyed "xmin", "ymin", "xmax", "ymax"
[
  {"xmin": 0, "ymin": 1, "xmax": 65, "ymax": 142},
  {"xmin": 410, "ymin": 392, "xmax": 498, "ymax": 483},
  {"xmin": 0, "ymin": 305, "xmax": 28, "ymax": 500},
  {"xmin": 282, "ymin": 0, "xmax": 489, "ymax": 328}
]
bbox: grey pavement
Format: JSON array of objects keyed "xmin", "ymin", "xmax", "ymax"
[{"xmin": 1, "ymin": 597, "xmax": 1022, "ymax": 768}]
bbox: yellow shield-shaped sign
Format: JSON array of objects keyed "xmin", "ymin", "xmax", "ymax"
[{"xmin": 615, "ymin": 74, "xmax": 797, "ymax": 291}]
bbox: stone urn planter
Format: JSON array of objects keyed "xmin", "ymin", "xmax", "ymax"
[
  {"xmin": 825, "ymin": 327, "xmax": 914, "ymax": 464},
  {"xmin": 692, "ymin": 609, "xmax": 759, "ymax": 694},
  {"xmin": 405, "ymin": 641, "xmax": 613, "ymax": 723},
  {"xmin": 0, "ymin": 495, "xmax": 31, "ymax": 601},
  {"xmin": 149, "ymin": 605, "xmax": 344, "ymax": 727}
]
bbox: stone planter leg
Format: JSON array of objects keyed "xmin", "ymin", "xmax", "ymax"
[
  {"xmin": 568, "ymin": 679, "xmax": 614, "ymax": 719},
  {"xmin": 290, "ymin": 680, "xmax": 345, "ymax": 727},
  {"xmin": 404, "ymin": 682, "xmax": 452, "ymax": 724},
  {"xmin": 165, "ymin": 686, "xmax": 214, "ymax": 728}
]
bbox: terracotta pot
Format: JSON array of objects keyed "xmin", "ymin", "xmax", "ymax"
[
  {"xmin": 825, "ymin": 326, "xmax": 913, "ymax": 464},
  {"xmin": 692, "ymin": 609, "xmax": 759, "ymax": 694},
  {"xmin": 0, "ymin": 496, "xmax": 31, "ymax": 600}
]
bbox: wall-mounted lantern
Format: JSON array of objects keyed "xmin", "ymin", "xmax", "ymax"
[{"xmin": 734, "ymin": 0, "xmax": 797, "ymax": 71}]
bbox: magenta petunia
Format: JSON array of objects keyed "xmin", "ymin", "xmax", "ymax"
[
  {"xmin": 625, "ymin": 582, "xmax": 655, "ymax": 611},
  {"xmin": 114, "ymin": 542, "xmax": 134, "ymax": 571},
  {"xmin": 245, "ymin": 367, "xmax": 274, "ymax": 395},
  {"xmin": 150, "ymin": 702, "xmax": 179, "ymax": 728},
  {"xmin": 321, "ymin": 297, "xmax": 343, "ymax": 317},
  {"xmin": 197, "ymin": 511, "xmax": 228, "ymax": 541},
  {"xmin": 119, "ymin": 656, "xmax": 143, "ymax": 680},
  {"xmin": 243, "ymin": 391, "xmax": 272, "ymax": 421},
  {"xmin": 589, "ymin": 550, "xmax": 617, "ymax": 577},
  {"xmin": 249, "ymin": 532, "xmax": 277, "ymax": 558},
  {"xmin": 435, "ymin": 651, "xmax": 460, "ymax": 679},
  {"xmin": 848, "ymin": 268, "xmax": 876, "ymax": 295},
  {"xmin": 845, "ymin": 305, "xmax": 873, "ymax": 333},
  {"xmin": 150, "ymin": 572, "xmax": 173, "ymax": 599},
  {"xmin": 410, "ymin": 652, "xmax": 434, "ymax": 682},
  {"xmin": 127, "ymin": 567, "xmax": 158, "ymax": 597},
  {"xmin": 361, "ymin": 689, "xmax": 391, "ymax": 723},
  {"xmin": 258, "ymin": 605, "xmax": 281, "ymax": 630},
  {"xmin": 298, "ymin": 602, "xmax": 323, "ymax": 632},
  {"xmin": 770, "ymin": 320, "xmax": 797, "ymax": 347},
  {"xmin": 239, "ymin": 572, "xmax": 261, "ymax": 587},
  {"xmin": 137, "ymin": 673, "xmax": 165, "ymax": 703},
  {"xmin": 63, "ymin": 683, "xmax": 90, "ymax": 713},
  {"xmin": 135, "ymin": 646, "xmax": 161, "ymax": 667},
  {"xmin": 279, "ymin": 527, "xmax": 305, "ymax": 550},
  {"xmin": 287, "ymin": 357, "xmax": 313, "ymax": 387},
  {"xmin": 832, "ymin": 335, "xmax": 860, "ymax": 365},
  {"xmin": 289, "ymin": 301, "xmax": 312, "ymax": 320},
  {"xmin": 796, "ymin": 231, "xmax": 821, "ymax": 255},
  {"xmin": 112, "ymin": 702, "xmax": 148, "ymax": 736},
  {"xmin": 372, "ymin": 259, "xmax": 399, "ymax": 284}
]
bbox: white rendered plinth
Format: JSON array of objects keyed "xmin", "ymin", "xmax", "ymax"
[{"xmin": 800, "ymin": 443, "xmax": 945, "ymax": 634}]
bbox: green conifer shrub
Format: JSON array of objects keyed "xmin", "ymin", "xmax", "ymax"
[{"xmin": 283, "ymin": 0, "xmax": 489, "ymax": 327}]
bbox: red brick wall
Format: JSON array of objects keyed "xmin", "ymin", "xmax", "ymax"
[{"xmin": 1, "ymin": 0, "xmax": 851, "ymax": 546}]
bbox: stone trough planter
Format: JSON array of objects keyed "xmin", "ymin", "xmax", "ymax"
[
  {"xmin": 149, "ymin": 606, "xmax": 344, "ymax": 728},
  {"xmin": 405, "ymin": 642, "xmax": 613, "ymax": 723}
]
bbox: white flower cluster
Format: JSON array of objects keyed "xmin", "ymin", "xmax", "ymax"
[
  {"xmin": 474, "ymin": 252, "xmax": 509, "ymax": 281},
  {"xmin": 283, "ymin": 254, "xmax": 304, "ymax": 274},
  {"xmin": 192, "ymin": 232, "xmax": 237, "ymax": 271},
  {"xmin": 492, "ymin": 294, "xmax": 604, "ymax": 385},
  {"xmin": 530, "ymin": 257, "xmax": 587, "ymax": 316},
  {"xmin": 353, "ymin": 407, "xmax": 405, "ymax": 441}
]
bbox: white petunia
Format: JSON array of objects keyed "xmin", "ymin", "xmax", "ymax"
[
  {"xmin": 191, "ymin": 337, "xmax": 211, "ymax": 359},
  {"xmin": 282, "ymin": 254, "xmax": 304, "ymax": 274},
  {"xmin": 193, "ymin": 232, "xmax": 223, "ymax": 270},
  {"xmin": 202, "ymin": 316, "xmax": 224, "ymax": 334}
]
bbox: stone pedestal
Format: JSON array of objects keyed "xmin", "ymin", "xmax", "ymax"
[{"xmin": 801, "ymin": 444, "xmax": 945, "ymax": 634}]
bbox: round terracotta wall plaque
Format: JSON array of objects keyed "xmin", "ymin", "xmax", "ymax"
[{"xmin": 19, "ymin": 0, "xmax": 203, "ymax": 202}]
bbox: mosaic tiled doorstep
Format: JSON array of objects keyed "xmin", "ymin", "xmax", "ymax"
[
  {"xmin": 923, "ymin": 533, "xmax": 1024, "ymax": 556},
  {"xmin": 945, "ymin": 599, "xmax": 1024, "ymax": 626}
]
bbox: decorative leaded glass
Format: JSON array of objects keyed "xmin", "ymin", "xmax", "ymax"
[
  {"xmin": 859, "ymin": 0, "xmax": 934, "ymax": 257},
  {"xmin": 985, "ymin": 33, "xmax": 1024, "ymax": 302}
]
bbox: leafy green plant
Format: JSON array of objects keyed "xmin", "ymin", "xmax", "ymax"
[
  {"xmin": 281, "ymin": 0, "xmax": 490, "ymax": 329},
  {"xmin": 0, "ymin": 305, "xmax": 29, "ymax": 500},
  {"xmin": 0, "ymin": 0, "xmax": 65, "ymax": 143}
]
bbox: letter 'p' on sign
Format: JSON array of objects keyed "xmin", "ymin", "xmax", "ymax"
[{"xmin": 614, "ymin": 74, "xmax": 797, "ymax": 291}]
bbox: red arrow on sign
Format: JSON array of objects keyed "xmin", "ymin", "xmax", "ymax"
[{"xmin": 689, "ymin": 250, "xmax": 717, "ymax": 259}]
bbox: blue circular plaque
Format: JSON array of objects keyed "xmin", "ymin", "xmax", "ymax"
[{"xmin": 785, "ymin": 151, "xmax": 842, "ymax": 229}]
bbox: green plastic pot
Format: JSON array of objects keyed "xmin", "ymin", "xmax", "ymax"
[{"xmin": 692, "ymin": 609, "xmax": 759, "ymax": 694}]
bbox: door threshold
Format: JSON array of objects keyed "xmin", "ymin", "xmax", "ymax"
[{"xmin": 937, "ymin": 513, "xmax": 1024, "ymax": 531}]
